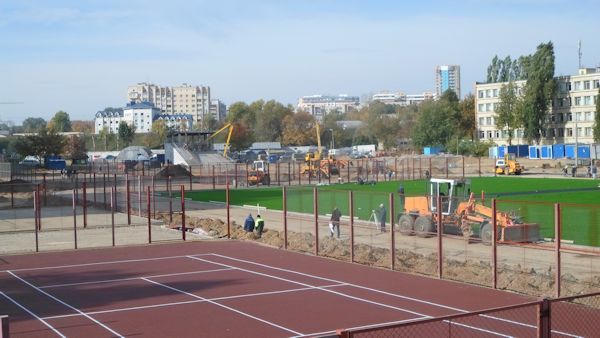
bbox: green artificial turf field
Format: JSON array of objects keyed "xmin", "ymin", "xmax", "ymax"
[{"xmin": 184, "ymin": 177, "xmax": 600, "ymax": 246}]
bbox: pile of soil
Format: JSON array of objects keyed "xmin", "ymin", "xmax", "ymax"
[
  {"xmin": 0, "ymin": 180, "xmax": 34, "ymax": 193},
  {"xmin": 154, "ymin": 212, "xmax": 600, "ymax": 298},
  {"xmin": 154, "ymin": 165, "xmax": 191, "ymax": 178}
]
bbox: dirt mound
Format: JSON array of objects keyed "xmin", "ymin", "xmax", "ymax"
[
  {"xmin": 0, "ymin": 180, "xmax": 34, "ymax": 193},
  {"xmin": 154, "ymin": 165, "xmax": 191, "ymax": 178}
]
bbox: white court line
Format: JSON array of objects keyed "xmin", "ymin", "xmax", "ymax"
[
  {"xmin": 188, "ymin": 256, "xmax": 430, "ymax": 319},
  {"xmin": 0, "ymin": 291, "xmax": 66, "ymax": 338},
  {"xmin": 142, "ymin": 277, "xmax": 304, "ymax": 336},
  {"xmin": 39, "ymin": 268, "xmax": 234, "ymax": 289},
  {"xmin": 206, "ymin": 253, "xmax": 580, "ymax": 338},
  {"xmin": 189, "ymin": 256, "xmax": 519, "ymax": 337},
  {"xmin": 7, "ymin": 271, "xmax": 124, "ymax": 338},
  {"xmin": 42, "ymin": 283, "xmax": 348, "ymax": 320},
  {"xmin": 1, "ymin": 253, "xmax": 214, "ymax": 273}
]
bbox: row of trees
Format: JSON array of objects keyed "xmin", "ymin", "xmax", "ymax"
[{"xmin": 493, "ymin": 42, "xmax": 557, "ymax": 144}]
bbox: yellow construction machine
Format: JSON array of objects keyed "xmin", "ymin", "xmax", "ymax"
[
  {"xmin": 247, "ymin": 160, "xmax": 270, "ymax": 186},
  {"xmin": 495, "ymin": 153, "xmax": 523, "ymax": 175},
  {"xmin": 397, "ymin": 178, "xmax": 540, "ymax": 243},
  {"xmin": 207, "ymin": 123, "xmax": 234, "ymax": 157},
  {"xmin": 301, "ymin": 122, "xmax": 348, "ymax": 178}
]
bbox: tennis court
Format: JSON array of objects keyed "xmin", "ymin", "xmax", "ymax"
[{"xmin": 0, "ymin": 241, "xmax": 597, "ymax": 337}]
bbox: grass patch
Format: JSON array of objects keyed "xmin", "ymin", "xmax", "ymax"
[{"xmin": 184, "ymin": 177, "xmax": 600, "ymax": 246}]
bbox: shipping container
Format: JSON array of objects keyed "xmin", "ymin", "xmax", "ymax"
[
  {"xmin": 552, "ymin": 144, "xmax": 565, "ymax": 159},
  {"xmin": 528, "ymin": 146, "xmax": 540, "ymax": 159}
]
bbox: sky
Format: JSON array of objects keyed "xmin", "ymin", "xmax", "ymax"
[{"xmin": 1, "ymin": 0, "xmax": 599, "ymax": 124}]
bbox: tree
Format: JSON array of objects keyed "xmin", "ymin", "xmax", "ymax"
[
  {"xmin": 495, "ymin": 82, "xmax": 522, "ymax": 145},
  {"xmin": 71, "ymin": 120, "xmax": 94, "ymax": 134},
  {"xmin": 228, "ymin": 122, "xmax": 254, "ymax": 152},
  {"xmin": 281, "ymin": 112, "xmax": 316, "ymax": 146},
  {"xmin": 151, "ymin": 120, "xmax": 169, "ymax": 145},
  {"xmin": 458, "ymin": 93, "xmax": 476, "ymax": 140},
  {"xmin": 98, "ymin": 127, "xmax": 110, "ymax": 151},
  {"xmin": 226, "ymin": 102, "xmax": 255, "ymax": 127},
  {"xmin": 48, "ymin": 111, "xmax": 72, "ymax": 132},
  {"xmin": 13, "ymin": 127, "xmax": 66, "ymax": 160},
  {"xmin": 64, "ymin": 136, "xmax": 87, "ymax": 161},
  {"xmin": 594, "ymin": 88, "xmax": 600, "ymax": 142},
  {"xmin": 254, "ymin": 100, "xmax": 293, "ymax": 142},
  {"xmin": 521, "ymin": 42, "xmax": 555, "ymax": 143},
  {"xmin": 22, "ymin": 118, "xmax": 47, "ymax": 133},
  {"xmin": 118, "ymin": 122, "xmax": 135, "ymax": 147},
  {"xmin": 411, "ymin": 100, "xmax": 454, "ymax": 148}
]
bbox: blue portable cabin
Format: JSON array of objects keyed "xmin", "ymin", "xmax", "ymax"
[
  {"xmin": 497, "ymin": 146, "xmax": 506, "ymax": 158},
  {"xmin": 528, "ymin": 146, "xmax": 540, "ymax": 159},
  {"xmin": 516, "ymin": 145, "xmax": 529, "ymax": 157},
  {"xmin": 577, "ymin": 145, "xmax": 591, "ymax": 159},
  {"xmin": 552, "ymin": 144, "xmax": 565, "ymax": 159},
  {"xmin": 540, "ymin": 145, "xmax": 553, "ymax": 159},
  {"xmin": 565, "ymin": 144, "xmax": 576, "ymax": 159},
  {"xmin": 46, "ymin": 156, "xmax": 66, "ymax": 170},
  {"xmin": 423, "ymin": 146, "xmax": 442, "ymax": 155},
  {"xmin": 488, "ymin": 146, "xmax": 498, "ymax": 158}
]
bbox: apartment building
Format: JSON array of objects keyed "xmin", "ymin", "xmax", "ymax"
[
  {"xmin": 475, "ymin": 68, "xmax": 600, "ymax": 145},
  {"xmin": 297, "ymin": 94, "xmax": 359, "ymax": 120},
  {"xmin": 95, "ymin": 102, "xmax": 190, "ymax": 134},
  {"xmin": 371, "ymin": 91, "xmax": 435, "ymax": 106},
  {"xmin": 435, "ymin": 65, "xmax": 461, "ymax": 98},
  {"xmin": 210, "ymin": 99, "xmax": 227, "ymax": 122},
  {"xmin": 127, "ymin": 83, "xmax": 211, "ymax": 124}
]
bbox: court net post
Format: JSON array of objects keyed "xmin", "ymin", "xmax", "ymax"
[{"xmin": 1, "ymin": 315, "xmax": 9, "ymax": 338}]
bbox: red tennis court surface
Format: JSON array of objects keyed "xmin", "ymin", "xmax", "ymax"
[{"xmin": 0, "ymin": 241, "xmax": 586, "ymax": 337}]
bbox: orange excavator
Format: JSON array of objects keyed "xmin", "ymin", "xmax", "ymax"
[{"xmin": 397, "ymin": 178, "xmax": 540, "ymax": 243}]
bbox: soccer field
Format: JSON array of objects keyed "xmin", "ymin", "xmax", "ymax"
[{"xmin": 185, "ymin": 177, "xmax": 600, "ymax": 246}]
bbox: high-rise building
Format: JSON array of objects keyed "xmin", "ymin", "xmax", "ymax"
[
  {"xmin": 475, "ymin": 67, "xmax": 600, "ymax": 145},
  {"xmin": 435, "ymin": 65, "xmax": 461, "ymax": 98},
  {"xmin": 127, "ymin": 83, "xmax": 211, "ymax": 124},
  {"xmin": 297, "ymin": 94, "xmax": 359, "ymax": 120}
]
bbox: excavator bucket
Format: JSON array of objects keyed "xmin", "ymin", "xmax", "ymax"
[{"xmin": 501, "ymin": 223, "xmax": 541, "ymax": 242}]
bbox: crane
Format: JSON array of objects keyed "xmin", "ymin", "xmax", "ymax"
[{"xmin": 207, "ymin": 123, "xmax": 234, "ymax": 157}]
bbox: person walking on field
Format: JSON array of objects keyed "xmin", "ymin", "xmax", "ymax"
[
  {"xmin": 243, "ymin": 213, "xmax": 255, "ymax": 232},
  {"xmin": 329, "ymin": 207, "xmax": 342, "ymax": 238},
  {"xmin": 378, "ymin": 203, "xmax": 387, "ymax": 233},
  {"xmin": 255, "ymin": 214, "xmax": 265, "ymax": 238}
]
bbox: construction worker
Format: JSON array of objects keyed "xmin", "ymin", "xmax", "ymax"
[
  {"xmin": 378, "ymin": 203, "xmax": 387, "ymax": 233},
  {"xmin": 255, "ymin": 214, "xmax": 265, "ymax": 238},
  {"xmin": 330, "ymin": 207, "xmax": 342, "ymax": 238},
  {"xmin": 243, "ymin": 214, "xmax": 254, "ymax": 232}
]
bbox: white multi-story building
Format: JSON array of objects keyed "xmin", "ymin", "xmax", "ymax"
[
  {"xmin": 372, "ymin": 91, "xmax": 435, "ymax": 106},
  {"xmin": 95, "ymin": 109, "xmax": 124, "ymax": 134},
  {"xmin": 127, "ymin": 83, "xmax": 211, "ymax": 124},
  {"xmin": 435, "ymin": 65, "xmax": 461, "ymax": 98},
  {"xmin": 475, "ymin": 67, "xmax": 600, "ymax": 145},
  {"xmin": 297, "ymin": 94, "xmax": 359, "ymax": 120},
  {"xmin": 95, "ymin": 102, "xmax": 191, "ymax": 134}
]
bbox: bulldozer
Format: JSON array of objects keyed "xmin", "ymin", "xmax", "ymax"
[
  {"xmin": 247, "ymin": 160, "xmax": 270, "ymax": 186},
  {"xmin": 495, "ymin": 153, "xmax": 523, "ymax": 175},
  {"xmin": 397, "ymin": 178, "xmax": 540, "ymax": 243}
]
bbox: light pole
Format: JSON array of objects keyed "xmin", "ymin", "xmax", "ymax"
[
  {"xmin": 575, "ymin": 119, "xmax": 579, "ymax": 167},
  {"xmin": 329, "ymin": 129, "xmax": 335, "ymax": 150}
]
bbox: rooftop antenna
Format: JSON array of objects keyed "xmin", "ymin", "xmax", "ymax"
[{"xmin": 578, "ymin": 40, "xmax": 582, "ymax": 69}]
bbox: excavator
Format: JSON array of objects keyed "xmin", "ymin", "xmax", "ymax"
[
  {"xmin": 301, "ymin": 122, "xmax": 349, "ymax": 178},
  {"xmin": 207, "ymin": 123, "xmax": 234, "ymax": 158},
  {"xmin": 397, "ymin": 178, "xmax": 540, "ymax": 243}
]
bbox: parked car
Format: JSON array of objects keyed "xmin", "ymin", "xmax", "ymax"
[{"xmin": 19, "ymin": 157, "xmax": 40, "ymax": 167}]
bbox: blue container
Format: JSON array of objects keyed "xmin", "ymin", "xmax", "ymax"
[
  {"xmin": 506, "ymin": 145, "xmax": 517, "ymax": 157},
  {"xmin": 529, "ymin": 146, "xmax": 540, "ymax": 159},
  {"xmin": 552, "ymin": 144, "xmax": 565, "ymax": 159},
  {"xmin": 577, "ymin": 145, "xmax": 591, "ymax": 159},
  {"xmin": 46, "ymin": 156, "xmax": 66, "ymax": 170},
  {"xmin": 423, "ymin": 146, "xmax": 442, "ymax": 155},
  {"xmin": 540, "ymin": 145, "xmax": 553, "ymax": 159},
  {"xmin": 517, "ymin": 145, "xmax": 529, "ymax": 157},
  {"xmin": 565, "ymin": 145, "xmax": 576, "ymax": 159},
  {"xmin": 497, "ymin": 146, "xmax": 506, "ymax": 158},
  {"xmin": 488, "ymin": 146, "xmax": 498, "ymax": 158}
]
